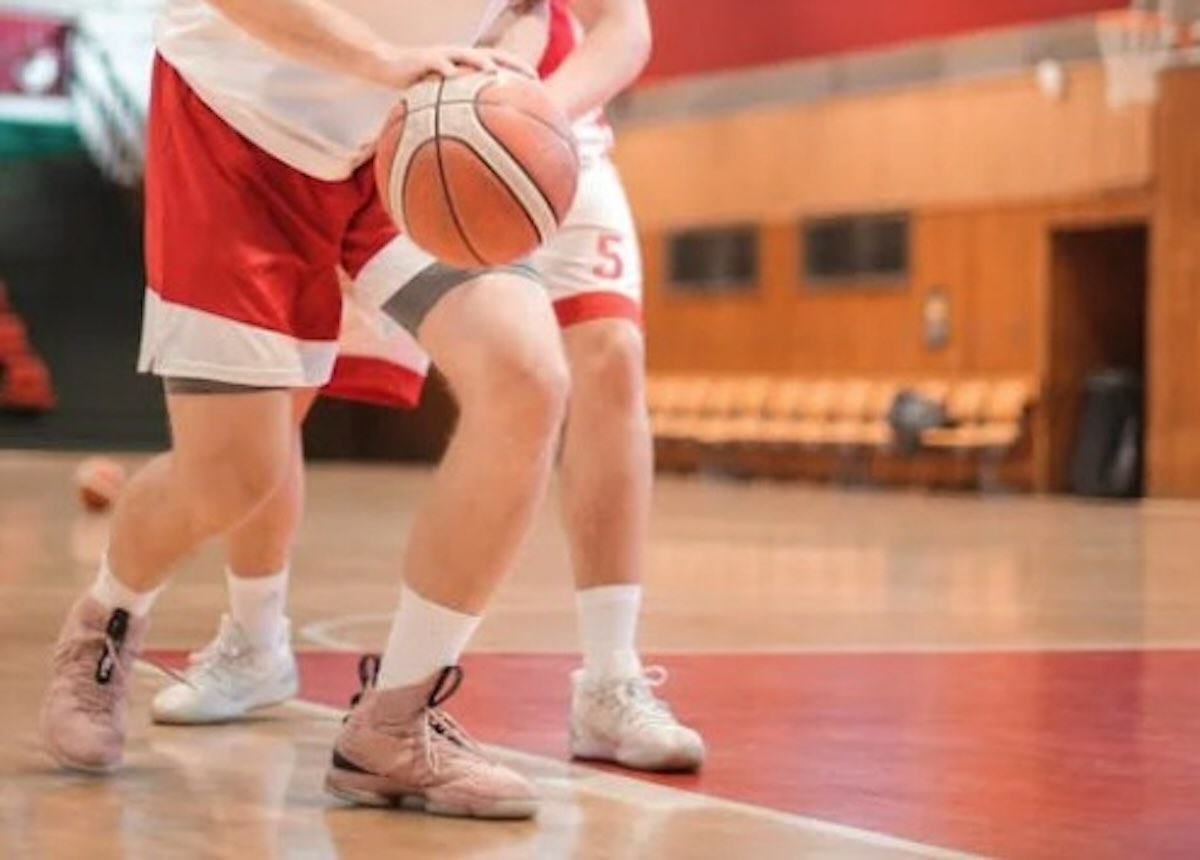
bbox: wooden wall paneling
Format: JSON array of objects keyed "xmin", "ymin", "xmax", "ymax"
[
  {"xmin": 960, "ymin": 209, "xmax": 1045, "ymax": 376},
  {"xmin": 641, "ymin": 225, "xmax": 788, "ymax": 374},
  {"xmin": 615, "ymin": 64, "xmax": 1151, "ymax": 230},
  {"xmin": 1148, "ymin": 68, "xmax": 1200, "ymax": 497}
]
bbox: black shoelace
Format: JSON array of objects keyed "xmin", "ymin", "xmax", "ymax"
[
  {"xmin": 94, "ymin": 608, "xmax": 130, "ymax": 685},
  {"xmin": 348, "ymin": 653, "xmax": 382, "ymax": 710}
]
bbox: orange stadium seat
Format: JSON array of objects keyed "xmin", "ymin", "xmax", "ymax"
[
  {"xmin": 676, "ymin": 376, "xmax": 743, "ymax": 442},
  {"xmin": 818, "ymin": 378, "xmax": 874, "ymax": 446},
  {"xmin": 1, "ymin": 354, "xmax": 56, "ymax": 412},
  {"xmin": 696, "ymin": 376, "xmax": 771, "ymax": 445},
  {"xmin": 762, "ymin": 379, "xmax": 839, "ymax": 447},
  {"xmin": 649, "ymin": 376, "xmax": 711, "ymax": 442},
  {"xmin": 753, "ymin": 379, "xmax": 808, "ymax": 445},
  {"xmin": 0, "ymin": 313, "xmax": 30, "ymax": 362},
  {"xmin": 922, "ymin": 378, "xmax": 1036, "ymax": 489}
]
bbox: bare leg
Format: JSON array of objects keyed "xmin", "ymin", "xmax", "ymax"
[
  {"xmin": 43, "ymin": 389, "xmax": 295, "ymax": 768},
  {"xmin": 557, "ymin": 318, "xmax": 706, "ymax": 772},
  {"xmin": 559, "ymin": 318, "xmax": 651, "ymax": 592},
  {"xmin": 224, "ymin": 389, "xmax": 317, "ymax": 577},
  {"xmin": 373, "ymin": 272, "xmax": 568, "ymax": 691},
  {"xmin": 151, "ymin": 389, "xmax": 319, "ymax": 724},
  {"xmin": 107, "ymin": 390, "xmax": 295, "ymax": 593},
  {"xmin": 401, "ymin": 274, "xmax": 569, "ymax": 614},
  {"xmin": 327, "ymin": 271, "xmax": 567, "ymax": 817}
]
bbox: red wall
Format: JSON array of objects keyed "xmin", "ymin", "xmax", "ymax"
[{"xmin": 642, "ymin": 0, "xmax": 1126, "ymax": 82}]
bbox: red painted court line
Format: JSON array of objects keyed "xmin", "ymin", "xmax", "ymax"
[{"xmin": 145, "ymin": 648, "xmax": 1200, "ymax": 859}]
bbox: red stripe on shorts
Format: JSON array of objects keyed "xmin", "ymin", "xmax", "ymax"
[
  {"xmin": 553, "ymin": 292, "xmax": 642, "ymax": 328},
  {"xmin": 321, "ymin": 356, "xmax": 425, "ymax": 409}
]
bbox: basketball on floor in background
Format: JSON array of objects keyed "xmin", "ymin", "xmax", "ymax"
[
  {"xmin": 74, "ymin": 457, "xmax": 126, "ymax": 512},
  {"xmin": 375, "ymin": 71, "xmax": 579, "ymax": 267}
]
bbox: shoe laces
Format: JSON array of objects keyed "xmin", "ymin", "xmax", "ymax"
[
  {"xmin": 421, "ymin": 665, "xmax": 493, "ymax": 772},
  {"xmin": 347, "ymin": 658, "xmax": 490, "ymax": 773},
  {"xmin": 181, "ymin": 616, "xmax": 255, "ymax": 691},
  {"xmin": 607, "ymin": 666, "xmax": 680, "ymax": 729},
  {"xmin": 423, "ymin": 706, "xmax": 490, "ymax": 772},
  {"xmin": 55, "ymin": 609, "xmax": 130, "ymax": 716}
]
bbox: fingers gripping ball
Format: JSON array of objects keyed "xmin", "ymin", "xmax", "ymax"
[
  {"xmin": 75, "ymin": 457, "xmax": 126, "ymax": 513},
  {"xmin": 376, "ymin": 72, "xmax": 579, "ymax": 267}
]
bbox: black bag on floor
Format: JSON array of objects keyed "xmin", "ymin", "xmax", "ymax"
[
  {"xmin": 1069, "ymin": 369, "xmax": 1143, "ymax": 498},
  {"xmin": 887, "ymin": 389, "xmax": 950, "ymax": 454}
]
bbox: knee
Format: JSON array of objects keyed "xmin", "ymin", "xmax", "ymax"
[
  {"xmin": 178, "ymin": 450, "xmax": 288, "ymax": 534},
  {"xmin": 460, "ymin": 342, "xmax": 571, "ymax": 447},
  {"xmin": 568, "ymin": 321, "xmax": 645, "ymax": 414},
  {"xmin": 494, "ymin": 347, "xmax": 571, "ymax": 442}
]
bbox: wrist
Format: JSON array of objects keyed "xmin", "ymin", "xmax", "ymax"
[{"xmin": 358, "ymin": 44, "xmax": 406, "ymax": 88}]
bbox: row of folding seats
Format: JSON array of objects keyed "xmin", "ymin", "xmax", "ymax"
[
  {"xmin": 0, "ymin": 281, "xmax": 56, "ymax": 413},
  {"xmin": 646, "ymin": 374, "xmax": 1035, "ymax": 459}
]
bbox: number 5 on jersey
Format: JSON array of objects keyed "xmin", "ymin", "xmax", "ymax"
[{"xmin": 593, "ymin": 232, "xmax": 625, "ymax": 280}]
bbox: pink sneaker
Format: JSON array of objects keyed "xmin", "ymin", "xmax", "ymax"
[
  {"xmin": 40, "ymin": 596, "xmax": 145, "ymax": 772},
  {"xmin": 325, "ymin": 659, "xmax": 538, "ymax": 820}
]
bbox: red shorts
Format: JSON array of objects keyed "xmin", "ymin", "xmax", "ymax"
[{"xmin": 138, "ymin": 56, "xmax": 431, "ymax": 397}]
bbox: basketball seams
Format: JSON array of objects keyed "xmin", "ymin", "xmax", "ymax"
[
  {"xmin": 388, "ymin": 93, "xmax": 440, "ymax": 234},
  {"xmin": 432, "ymin": 79, "xmax": 487, "ymax": 267},
  {"xmin": 444, "ymin": 118, "xmax": 543, "ymax": 254},
  {"xmin": 472, "ymin": 109, "xmax": 563, "ymax": 229},
  {"xmin": 434, "ymin": 97, "xmax": 577, "ymax": 151},
  {"xmin": 442, "ymin": 102, "xmax": 558, "ymax": 240}
]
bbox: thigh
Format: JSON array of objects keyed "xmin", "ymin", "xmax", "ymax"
[
  {"xmin": 531, "ymin": 157, "xmax": 643, "ymax": 328},
  {"xmin": 166, "ymin": 389, "xmax": 295, "ymax": 489}
]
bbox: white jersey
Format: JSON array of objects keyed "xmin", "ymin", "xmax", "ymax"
[{"xmin": 155, "ymin": 0, "xmax": 511, "ymax": 180}]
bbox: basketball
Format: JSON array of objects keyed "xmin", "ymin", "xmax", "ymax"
[
  {"xmin": 375, "ymin": 72, "xmax": 579, "ymax": 268},
  {"xmin": 74, "ymin": 456, "xmax": 126, "ymax": 512}
]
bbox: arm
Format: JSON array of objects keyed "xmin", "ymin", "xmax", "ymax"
[
  {"xmin": 204, "ymin": 0, "xmax": 513, "ymax": 88},
  {"xmin": 477, "ymin": 0, "xmax": 550, "ymax": 72},
  {"xmin": 541, "ymin": 0, "xmax": 651, "ymax": 121}
]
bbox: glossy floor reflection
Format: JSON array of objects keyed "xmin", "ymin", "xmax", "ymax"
[{"xmin": 4, "ymin": 452, "xmax": 1200, "ymax": 858}]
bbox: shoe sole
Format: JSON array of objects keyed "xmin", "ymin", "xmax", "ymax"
[
  {"xmin": 324, "ymin": 771, "xmax": 538, "ymax": 820},
  {"xmin": 42, "ymin": 733, "xmax": 121, "ymax": 774},
  {"xmin": 151, "ymin": 682, "xmax": 300, "ymax": 726},
  {"xmin": 570, "ymin": 737, "xmax": 704, "ymax": 774}
]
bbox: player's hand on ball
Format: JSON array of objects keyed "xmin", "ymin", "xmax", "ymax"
[
  {"xmin": 476, "ymin": 48, "xmax": 537, "ymax": 79},
  {"xmin": 381, "ymin": 46, "xmax": 534, "ymax": 88}
]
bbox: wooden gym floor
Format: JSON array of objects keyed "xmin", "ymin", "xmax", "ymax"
[{"xmin": 2, "ymin": 451, "xmax": 1199, "ymax": 859}]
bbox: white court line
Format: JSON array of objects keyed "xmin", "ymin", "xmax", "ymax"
[
  {"xmin": 279, "ymin": 695, "xmax": 980, "ymax": 860},
  {"xmin": 300, "ymin": 613, "xmax": 1200, "ymax": 656},
  {"xmin": 135, "ymin": 661, "xmax": 978, "ymax": 859}
]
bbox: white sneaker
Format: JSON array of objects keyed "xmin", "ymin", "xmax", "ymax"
[
  {"xmin": 568, "ymin": 666, "xmax": 705, "ymax": 772},
  {"xmin": 151, "ymin": 615, "xmax": 299, "ymax": 725}
]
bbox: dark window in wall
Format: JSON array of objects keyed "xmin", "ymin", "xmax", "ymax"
[
  {"xmin": 802, "ymin": 213, "xmax": 909, "ymax": 286},
  {"xmin": 666, "ymin": 224, "xmax": 759, "ymax": 293}
]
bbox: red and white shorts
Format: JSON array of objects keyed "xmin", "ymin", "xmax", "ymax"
[{"xmin": 138, "ymin": 57, "xmax": 640, "ymax": 410}]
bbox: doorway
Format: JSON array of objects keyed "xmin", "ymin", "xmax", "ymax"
[{"xmin": 1046, "ymin": 224, "xmax": 1148, "ymax": 494}]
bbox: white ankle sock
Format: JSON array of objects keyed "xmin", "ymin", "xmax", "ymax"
[
  {"xmin": 576, "ymin": 584, "xmax": 643, "ymax": 679},
  {"xmin": 226, "ymin": 566, "xmax": 289, "ymax": 650},
  {"xmin": 377, "ymin": 585, "xmax": 481, "ymax": 690},
  {"xmin": 88, "ymin": 555, "xmax": 163, "ymax": 617}
]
